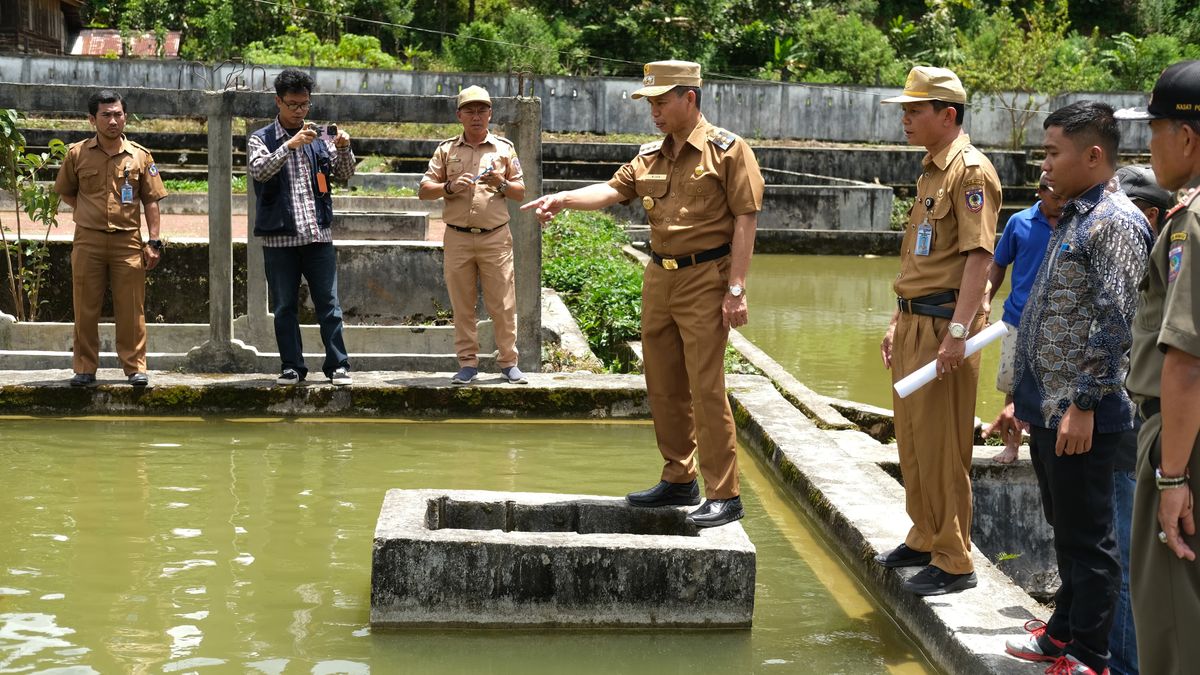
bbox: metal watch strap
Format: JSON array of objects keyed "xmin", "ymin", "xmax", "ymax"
[{"xmin": 1156, "ymin": 467, "xmax": 1188, "ymax": 490}]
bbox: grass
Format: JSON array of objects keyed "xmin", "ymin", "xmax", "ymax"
[{"xmin": 159, "ymin": 177, "xmax": 413, "ymax": 197}]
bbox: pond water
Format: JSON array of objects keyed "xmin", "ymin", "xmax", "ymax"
[
  {"xmin": 740, "ymin": 254, "xmax": 1011, "ymax": 416},
  {"xmin": 0, "ymin": 418, "xmax": 935, "ymax": 674}
]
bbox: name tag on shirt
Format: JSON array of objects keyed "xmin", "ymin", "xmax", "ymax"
[{"xmin": 120, "ymin": 181, "xmax": 134, "ymax": 205}]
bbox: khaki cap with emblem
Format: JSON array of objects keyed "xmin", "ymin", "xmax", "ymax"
[
  {"xmin": 457, "ymin": 85, "xmax": 491, "ymax": 109},
  {"xmin": 631, "ymin": 60, "xmax": 703, "ymax": 99},
  {"xmin": 881, "ymin": 66, "xmax": 967, "ymax": 104}
]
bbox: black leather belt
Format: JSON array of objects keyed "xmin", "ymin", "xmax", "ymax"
[
  {"xmin": 897, "ymin": 290, "xmax": 958, "ymax": 319},
  {"xmin": 447, "ymin": 222, "xmax": 507, "ymax": 234},
  {"xmin": 651, "ymin": 243, "xmax": 731, "ymax": 270},
  {"xmin": 1141, "ymin": 397, "xmax": 1161, "ymax": 420}
]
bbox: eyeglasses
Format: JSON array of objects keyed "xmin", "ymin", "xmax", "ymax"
[{"xmin": 282, "ymin": 100, "xmax": 312, "ymax": 112}]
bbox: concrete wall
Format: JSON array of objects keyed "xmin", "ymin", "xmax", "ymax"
[
  {"xmin": 0, "ymin": 54, "xmax": 1154, "ymax": 149},
  {"xmin": 0, "ymin": 238, "xmax": 456, "ymax": 323}
]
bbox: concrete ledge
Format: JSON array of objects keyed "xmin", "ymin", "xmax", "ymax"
[
  {"xmin": 371, "ymin": 489, "xmax": 756, "ymax": 628},
  {"xmin": 728, "ymin": 378, "xmax": 1042, "ymax": 675},
  {"xmin": 0, "ymin": 370, "xmax": 647, "ymax": 418}
]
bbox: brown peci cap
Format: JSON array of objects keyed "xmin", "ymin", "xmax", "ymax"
[
  {"xmin": 457, "ymin": 85, "xmax": 491, "ymax": 109},
  {"xmin": 631, "ymin": 60, "xmax": 703, "ymax": 99},
  {"xmin": 881, "ymin": 66, "xmax": 967, "ymax": 105}
]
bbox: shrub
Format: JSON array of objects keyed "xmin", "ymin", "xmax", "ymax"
[
  {"xmin": 787, "ymin": 8, "xmax": 906, "ymax": 85},
  {"xmin": 541, "ymin": 210, "xmax": 643, "ymax": 363},
  {"xmin": 243, "ymin": 26, "xmax": 399, "ymax": 69},
  {"xmin": 443, "ymin": 9, "xmax": 578, "ymax": 75}
]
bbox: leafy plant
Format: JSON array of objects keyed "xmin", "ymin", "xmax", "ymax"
[{"xmin": 0, "ymin": 109, "xmax": 68, "ymax": 322}]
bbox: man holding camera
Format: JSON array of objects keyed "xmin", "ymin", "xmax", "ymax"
[{"xmin": 247, "ymin": 68, "xmax": 355, "ymax": 386}]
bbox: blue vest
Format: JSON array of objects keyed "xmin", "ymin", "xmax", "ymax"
[{"xmin": 251, "ymin": 123, "xmax": 333, "ymax": 237}]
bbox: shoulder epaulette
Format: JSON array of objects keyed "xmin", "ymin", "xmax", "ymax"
[
  {"xmin": 639, "ymin": 140, "xmax": 662, "ymax": 156},
  {"xmin": 439, "ymin": 136, "xmax": 460, "ymax": 146},
  {"xmin": 962, "ymin": 145, "xmax": 983, "ymax": 168},
  {"xmin": 492, "ymin": 135, "xmax": 514, "ymax": 147},
  {"xmin": 706, "ymin": 126, "xmax": 737, "ymax": 151},
  {"xmin": 1167, "ymin": 185, "xmax": 1200, "ymax": 220}
]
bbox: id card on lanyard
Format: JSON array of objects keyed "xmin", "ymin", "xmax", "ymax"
[
  {"xmin": 915, "ymin": 196, "xmax": 935, "ymax": 256},
  {"xmin": 120, "ymin": 164, "xmax": 134, "ymax": 205}
]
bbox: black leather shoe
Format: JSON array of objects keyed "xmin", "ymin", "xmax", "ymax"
[
  {"xmin": 70, "ymin": 373, "xmax": 97, "ymax": 387},
  {"xmin": 874, "ymin": 543, "xmax": 932, "ymax": 568},
  {"xmin": 901, "ymin": 565, "xmax": 978, "ymax": 596},
  {"xmin": 687, "ymin": 497, "xmax": 745, "ymax": 528},
  {"xmin": 626, "ymin": 480, "xmax": 701, "ymax": 507},
  {"xmin": 128, "ymin": 372, "xmax": 149, "ymax": 387}
]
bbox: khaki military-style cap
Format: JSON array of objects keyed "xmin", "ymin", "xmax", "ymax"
[
  {"xmin": 881, "ymin": 66, "xmax": 967, "ymax": 105},
  {"xmin": 457, "ymin": 85, "xmax": 491, "ymax": 109},
  {"xmin": 631, "ymin": 60, "xmax": 703, "ymax": 99}
]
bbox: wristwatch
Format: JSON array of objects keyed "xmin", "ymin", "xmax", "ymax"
[
  {"xmin": 728, "ymin": 284, "xmax": 744, "ymax": 298},
  {"xmin": 948, "ymin": 322, "xmax": 968, "ymax": 339},
  {"xmin": 1073, "ymin": 392, "xmax": 1098, "ymax": 411},
  {"xmin": 146, "ymin": 239, "xmax": 164, "ymax": 251},
  {"xmin": 444, "ymin": 182, "xmax": 455, "ymax": 196},
  {"xmin": 497, "ymin": 180, "xmax": 509, "ymax": 194},
  {"xmin": 1155, "ymin": 467, "xmax": 1188, "ymax": 490}
]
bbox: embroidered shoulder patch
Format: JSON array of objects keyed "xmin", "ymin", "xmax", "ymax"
[
  {"xmin": 965, "ymin": 187, "xmax": 984, "ymax": 213},
  {"xmin": 1169, "ymin": 242, "xmax": 1184, "ymax": 283},
  {"xmin": 1171, "ymin": 232, "xmax": 1188, "ymax": 242},
  {"xmin": 639, "ymin": 140, "xmax": 662, "ymax": 156},
  {"xmin": 148, "ymin": 164, "xmax": 158, "ymax": 176}
]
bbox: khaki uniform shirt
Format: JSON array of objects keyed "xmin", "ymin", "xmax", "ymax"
[
  {"xmin": 894, "ymin": 134, "xmax": 1002, "ymax": 300},
  {"xmin": 607, "ymin": 115, "xmax": 764, "ymax": 257},
  {"xmin": 1127, "ymin": 177, "xmax": 1200, "ymax": 400},
  {"xmin": 423, "ymin": 132, "xmax": 523, "ymax": 228},
  {"xmin": 54, "ymin": 136, "xmax": 168, "ymax": 232}
]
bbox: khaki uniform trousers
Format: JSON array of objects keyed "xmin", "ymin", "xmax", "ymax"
[
  {"xmin": 1131, "ymin": 411, "xmax": 1200, "ymax": 674},
  {"xmin": 70, "ymin": 226, "xmax": 147, "ymax": 375},
  {"xmin": 443, "ymin": 225, "xmax": 518, "ymax": 368},
  {"xmin": 642, "ymin": 256, "xmax": 738, "ymax": 500},
  {"xmin": 890, "ymin": 312, "xmax": 984, "ymax": 575}
]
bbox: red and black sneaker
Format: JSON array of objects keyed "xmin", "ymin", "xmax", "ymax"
[
  {"xmin": 1043, "ymin": 654, "xmax": 1109, "ymax": 675},
  {"xmin": 1005, "ymin": 619, "xmax": 1069, "ymax": 662}
]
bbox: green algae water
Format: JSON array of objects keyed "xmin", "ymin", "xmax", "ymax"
[
  {"xmin": 0, "ymin": 418, "xmax": 934, "ymax": 674},
  {"xmin": 740, "ymin": 254, "xmax": 1011, "ymax": 415}
]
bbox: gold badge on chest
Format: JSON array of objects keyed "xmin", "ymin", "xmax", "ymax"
[{"xmin": 642, "ymin": 196, "xmax": 655, "ymax": 210}]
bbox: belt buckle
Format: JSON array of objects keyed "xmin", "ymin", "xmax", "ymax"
[
  {"xmin": 469, "ymin": 227, "xmax": 483, "ymax": 234},
  {"xmin": 662, "ymin": 258, "xmax": 679, "ymax": 270}
]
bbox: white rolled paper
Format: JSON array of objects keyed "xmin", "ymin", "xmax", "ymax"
[{"xmin": 893, "ymin": 321, "xmax": 1009, "ymax": 399}]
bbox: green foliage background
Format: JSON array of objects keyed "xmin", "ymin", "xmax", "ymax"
[{"xmin": 80, "ymin": 0, "xmax": 1200, "ymax": 92}]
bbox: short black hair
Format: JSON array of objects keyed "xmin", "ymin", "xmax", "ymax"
[
  {"xmin": 930, "ymin": 100, "xmax": 965, "ymax": 126},
  {"xmin": 1044, "ymin": 101, "xmax": 1120, "ymax": 168},
  {"xmin": 274, "ymin": 68, "xmax": 315, "ymax": 98},
  {"xmin": 673, "ymin": 86, "xmax": 702, "ymax": 110},
  {"xmin": 88, "ymin": 90, "xmax": 125, "ymax": 116},
  {"xmin": 1174, "ymin": 119, "xmax": 1200, "ymax": 137}
]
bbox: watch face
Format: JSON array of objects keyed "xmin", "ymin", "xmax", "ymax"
[{"xmin": 949, "ymin": 323, "xmax": 967, "ymax": 338}]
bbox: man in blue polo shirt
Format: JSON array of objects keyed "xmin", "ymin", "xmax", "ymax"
[{"xmin": 982, "ymin": 173, "xmax": 1066, "ymax": 463}]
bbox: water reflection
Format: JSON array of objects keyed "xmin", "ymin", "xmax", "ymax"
[
  {"xmin": 742, "ymin": 254, "xmax": 1010, "ymax": 414},
  {"xmin": 0, "ymin": 419, "xmax": 935, "ymax": 674}
]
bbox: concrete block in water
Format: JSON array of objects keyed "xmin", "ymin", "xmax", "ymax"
[{"xmin": 370, "ymin": 489, "xmax": 756, "ymax": 628}]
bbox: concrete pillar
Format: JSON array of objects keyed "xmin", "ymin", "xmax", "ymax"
[
  {"xmin": 507, "ymin": 97, "xmax": 542, "ymax": 372},
  {"xmin": 186, "ymin": 92, "xmax": 258, "ymax": 372},
  {"xmin": 244, "ymin": 118, "xmax": 271, "ymax": 348}
]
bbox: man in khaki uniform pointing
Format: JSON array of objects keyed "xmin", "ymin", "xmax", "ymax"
[
  {"xmin": 523, "ymin": 60, "xmax": 764, "ymax": 528},
  {"xmin": 877, "ymin": 67, "xmax": 1002, "ymax": 595}
]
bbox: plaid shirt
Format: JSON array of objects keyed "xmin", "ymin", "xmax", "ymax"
[
  {"xmin": 247, "ymin": 118, "xmax": 355, "ymax": 248},
  {"xmin": 1012, "ymin": 181, "xmax": 1152, "ymax": 431}
]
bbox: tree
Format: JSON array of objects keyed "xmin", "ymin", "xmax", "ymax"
[
  {"xmin": 0, "ymin": 110, "xmax": 68, "ymax": 322},
  {"xmin": 786, "ymin": 8, "xmax": 906, "ymax": 85},
  {"xmin": 959, "ymin": 0, "xmax": 1112, "ymax": 148}
]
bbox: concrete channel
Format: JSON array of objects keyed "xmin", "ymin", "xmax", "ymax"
[{"xmin": 0, "ymin": 366, "xmax": 1046, "ymax": 674}]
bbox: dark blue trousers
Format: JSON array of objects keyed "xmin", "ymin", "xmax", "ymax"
[{"xmin": 263, "ymin": 242, "xmax": 349, "ymax": 379}]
